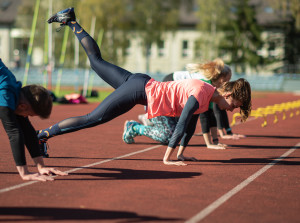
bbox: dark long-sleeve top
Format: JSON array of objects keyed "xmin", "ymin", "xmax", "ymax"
[{"xmin": 0, "ymin": 59, "xmax": 41, "ymax": 166}]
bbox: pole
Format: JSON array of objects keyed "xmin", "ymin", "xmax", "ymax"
[
  {"xmin": 55, "ymin": 26, "xmax": 69, "ymax": 96},
  {"xmin": 47, "ymin": 0, "xmax": 53, "ymax": 90},
  {"xmin": 43, "ymin": 19, "xmax": 49, "ymax": 88},
  {"xmin": 74, "ymin": 19, "xmax": 80, "ymax": 92},
  {"xmin": 23, "ymin": 0, "xmax": 40, "ymax": 85}
]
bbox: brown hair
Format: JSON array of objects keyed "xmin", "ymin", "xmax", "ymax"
[
  {"xmin": 186, "ymin": 58, "xmax": 231, "ymax": 82},
  {"xmin": 219, "ymin": 78, "xmax": 252, "ymax": 122},
  {"xmin": 21, "ymin": 85, "xmax": 53, "ymax": 119}
]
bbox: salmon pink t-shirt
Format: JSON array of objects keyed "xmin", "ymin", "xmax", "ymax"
[{"xmin": 145, "ymin": 78, "xmax": 215, "ymax": 119}]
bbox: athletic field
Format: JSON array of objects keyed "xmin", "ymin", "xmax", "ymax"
[{"xmin": 0, "ymin": 91, "xmax": 299, "ymax": 223}]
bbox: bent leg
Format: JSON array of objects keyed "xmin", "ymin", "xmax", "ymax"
[
  {"xmin": 68, "ymin": 21, "xmax": 134, "ymax": 89},
  {"xmin": 134, "ymin": 116, "xmax": 176, "ymax": 144},
  {"xmin": 38, "ymin": 75, "xmax": 150, "ymax": 140}
]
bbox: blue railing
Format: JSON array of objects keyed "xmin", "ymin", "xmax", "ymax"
[{"xmin": 11, "ymin": 68, "xmax": 300, "ymax": 92}]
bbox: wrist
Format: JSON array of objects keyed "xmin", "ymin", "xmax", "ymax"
[
  {"xmin": 33, "ymin": 156, "xmax": 45, "ymax": 170},
  {"xmin": 212, "ymin": 138, "xmax": 219, "ymax": 144},
  {"xmin": 16, "ymin": 165, "xmax": 29, "ymax": 177}
]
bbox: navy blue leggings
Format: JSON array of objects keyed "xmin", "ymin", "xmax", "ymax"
[{"xmin": 56, "ymin": 36, "xmax": 151, "ymax": 135}]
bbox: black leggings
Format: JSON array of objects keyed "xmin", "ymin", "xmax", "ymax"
[
  {"xmin": 213, "ymin": 103, "xmax": 230, "ymax": 130},
  {"xmin": 162, "ymin": 73, "xmax": 174, "ymax": 82},
  {"xmin": 57, "ymin": 36, "xmax": 151, "ymax": 134},
  {"xmin": 199, "ymin": 108, "xmax": 217, "ymax": 134}
]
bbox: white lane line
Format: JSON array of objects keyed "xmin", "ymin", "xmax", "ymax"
[
  {"xmin": 185, "ymin": 142, "xmax": 300, "ymax": 223},
  {"xmin": 0, "ymin": 145, "xmax": 162, "ymax": 194}
]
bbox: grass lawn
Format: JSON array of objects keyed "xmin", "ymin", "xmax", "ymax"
[{"xmin": 52, "ymin": 87, "xmax": 114, "ymax": 104}]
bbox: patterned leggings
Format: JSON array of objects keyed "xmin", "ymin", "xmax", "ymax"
[{"xmin": 134, "ymin": 116, "xmax": 178, "ymax": 145}]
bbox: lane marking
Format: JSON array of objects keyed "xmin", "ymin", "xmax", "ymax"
[
  {"xmin": 185, "ymin": 142, "xmax": 300, "ymax": 223},
  {"xmin": 0, "ymin": 145, "xmax": 162, "ymax": 194}
]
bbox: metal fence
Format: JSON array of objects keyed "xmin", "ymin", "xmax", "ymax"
[{"xmin": 12, "ymin": 68, "xmax": 300, "ymax": 92}]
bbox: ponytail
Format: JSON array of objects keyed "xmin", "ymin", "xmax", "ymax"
[{"xmin": 186, "ymin": 58, "xmax": 231, "ymax": 81}]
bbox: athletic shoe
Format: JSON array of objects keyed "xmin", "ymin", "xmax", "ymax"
[
  {"xmin": 39, "ymin": 140, "xmax": 49, "ymax": 158},
  {"xmin": 122, "ymin": 120, "xmax": 138, "ymax": 144},
  {"xmin": 47, "ymin": 7, "xmax": 76, "ymax": 25}
]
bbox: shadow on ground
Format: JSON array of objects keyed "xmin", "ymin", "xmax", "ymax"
[{"xmin": 0, "ymin": 207, "xmax": 182, "ymax": 222}]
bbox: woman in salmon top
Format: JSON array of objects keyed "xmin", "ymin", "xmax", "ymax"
[{"xmin": 38, "ymin": 8, "xmax": 251, "ymax": 165}]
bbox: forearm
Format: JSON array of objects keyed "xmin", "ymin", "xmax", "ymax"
[
  {"xmin": 163, "ymin": 146, "xmax": 187, "ymax": 166},
  {"xmin": 168, "ymin": 96, "xmax": 199, "ymax": 148},
  {"xmin": 163, "ymin": 147, "xmax": 175, "ymax": 163},
  {"xmin": 33, "ymin": 156, "xmax": 45, "ymax": 171},
  {"xmin": 177, "ymin": 145, "xmax": 186, "ymax": 157},
  {"xmin": 17, "ymin": 116, "xmax": 41, "ymax": 158},
  {"xmin": 0, "ymin": 107, "xmax": 26, "ymax": 165},
  {"xmin": 16, "ymin": 165, "xmax": 30, "ymax": 179},
  {"xmin": 180, "ymin": 115, "xmax": 199, "ymax": 147}
]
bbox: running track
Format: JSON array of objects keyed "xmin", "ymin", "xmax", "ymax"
[{"xmin": 0, "ymin": 91, "xmax": 299, "ymax": 223}]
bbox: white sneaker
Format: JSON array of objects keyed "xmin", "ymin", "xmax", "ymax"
[{"xmin": 138, "ymin": 114, "xmax": 153, "ymax": 126}]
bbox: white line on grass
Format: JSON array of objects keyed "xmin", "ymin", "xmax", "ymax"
[
  {"xmin": 185, "ymin": 142, "xmax": 300, "ymax": 223},
  {"xmin": 0, "ymin": 145, "xmax": 162, "ymax": 194}
]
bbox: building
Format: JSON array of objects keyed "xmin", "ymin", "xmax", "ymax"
[
  {"xmin": 122, "ymin": 0, "xmax": 293, "ymax": 74},
  {"xmin": 1, "ymin": 0, "xmax": 295, "ymax": 75},
  {"xmin": 0, "ymin": 0, "xmax": 21, "ymax": 65}
]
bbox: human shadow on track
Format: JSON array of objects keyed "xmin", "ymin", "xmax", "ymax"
[
  {"xmin": 56, "ymin": 167, "xmax": 201, "ymax": 180},
  {"xmin": 240, "ymin": 135, "xmax": 300, "ymax": 139},
  {"xmin": 0, "ymin": 207, "xmax": 182, "ymax": 222},
  {"xmin": 186, "ymin": 157, "xmax": 300, "ymax": 165},
  {"xmin": 229, "ymin": 145, "xmax": 300, "ymax": 149},
  {"xmin": 187, "ymin": 144, "xmax": 300, "ymax": 150}
]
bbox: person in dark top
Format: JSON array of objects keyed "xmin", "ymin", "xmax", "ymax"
[{"xmin": 0, "ymin": 59, "xmax": 67, "ymax": 181}]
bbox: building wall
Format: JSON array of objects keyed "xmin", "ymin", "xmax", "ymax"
[
  {"xmin": 0, "ymin": 27, "xmax": 10, "ymax": 64},
  {"xmin": 121, "ymin": 27, "xmax": 286, "ymax": 75},
  {"xmin": 122, "ymin": 30, "xmax": 202, "ymax": 74}
]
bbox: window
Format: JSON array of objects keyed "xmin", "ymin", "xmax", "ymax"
[
  {"xmin": 146, "ymin": 43, "xmax": 152, "ymax": 57},
  {"xmin": 158, "ymin": 40, "xmax": 165, "ymax": 57},
  {"xmin": 264, "ymin": 7, "xmax": 273, "ymax": 13},
  {"xmin": 124, "ymin": 39, "xmax": 131, "ymax": 56},
  {"xmin": 182, "ymin": 40, "xmax": 188, "ymax": 57}
]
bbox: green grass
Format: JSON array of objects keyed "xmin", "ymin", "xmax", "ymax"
[{"xmin": 53, "ymin": 88, "xmax": 114, "ymax": 105}]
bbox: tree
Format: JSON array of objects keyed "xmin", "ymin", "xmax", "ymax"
[
  {"xmin": 66, "ymin": 0, "xmax": 181, "ymax": 71},
  {"xmin": 267, "ymin": 0, "xmax": 300, "ymax": 72},
  {"xmin": 195, "ymin": 0, "xmax": 264, "ymax": 73},
  {"xmin": 195, "ymin": 0, "xmax": 231, "ymax": 60},
  {"xmin": 219, "ymin": 0, "xmax": 264, "ymax": 73},
  {"xmin": 16, "ymin": 0, "xmax": 180, "ymax": 71},
  {"xmin": 128, "ymin": 0, "xmax": 180, "ymax": 72}
]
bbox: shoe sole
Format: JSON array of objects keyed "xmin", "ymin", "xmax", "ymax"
[
  {"xmin": 122, "ymin": 120, "xmax": 131, "ymax": 143},
  {"xmin": 123, "ymin": 120, "xmax": 136, "ymax": 144}
]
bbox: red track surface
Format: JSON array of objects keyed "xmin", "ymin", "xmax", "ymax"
[{"xmin": 0, "ymin": 92, "xmax": 300, "ymax": 223}]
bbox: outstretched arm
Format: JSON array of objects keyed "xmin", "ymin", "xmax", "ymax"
[
  {"xmin": 163, "ymin": 96, "xmax": 199, "ymax": 165},
  {"xmin": 17, "ymin": 116, "xmax": 68, "ymax": 180}
]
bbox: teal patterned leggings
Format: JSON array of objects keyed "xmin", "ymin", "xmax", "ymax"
[{"xmin": 133, "ymin": 116, "xmax": 178, "ymax": 145}]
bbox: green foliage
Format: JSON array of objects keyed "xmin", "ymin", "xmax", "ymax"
[
  {"xmin": 16, "ymin": 0, "xmax": 180, "ymax": 70},
  {"xmin": 220, "ymin": 0, "xmax": 264, "ymax": 72},
  {"xmin": 128, "ymin": 0, "xmax": 180, "ymax": 72},
  {"xmin": 267, "ymin": 0, "xmax": 300, "ymax": 72},
  {"xmin": 196, "ymin": 0, "xmax": 264, "ymax": 72}
]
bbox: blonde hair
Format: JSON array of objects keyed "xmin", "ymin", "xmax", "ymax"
[
  {"xmin": 186, "ymin": 58, "xmax": 231, "ymax": 82},
  {"xmin": 218, "ymin": 78, "xmax": 252, "ymax": 122}
]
